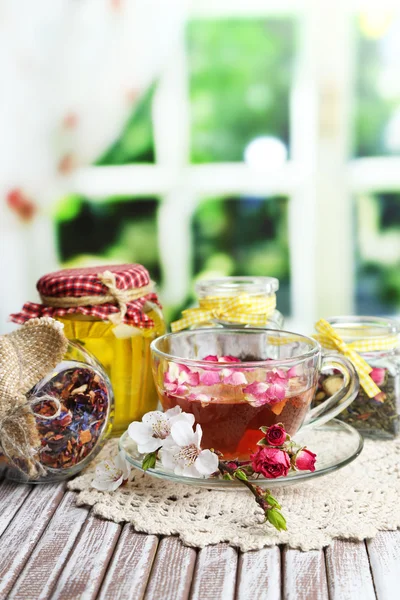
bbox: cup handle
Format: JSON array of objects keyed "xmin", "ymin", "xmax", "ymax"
[{"xmin": 301, "ymin": 354, "xmax": 360, "ymax": 430}]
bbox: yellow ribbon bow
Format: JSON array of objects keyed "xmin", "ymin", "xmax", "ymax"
[
  {"xmin": 314, "ymin": 318, "xmax": 397, "ymax": 399},
  {"xmin": 171, "ymin": 293, "xmax": 276, "ymax": 333}
]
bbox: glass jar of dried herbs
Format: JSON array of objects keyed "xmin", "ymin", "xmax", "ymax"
[
  {"xmin": 4, "ymin": 339, "xmax": 114, "ymax": 483},
  {"xmin": 313, "ymin": 316, "xmax": 400, "ymax": 439}
]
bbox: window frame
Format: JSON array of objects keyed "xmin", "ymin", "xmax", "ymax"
[{"xmin": 70, "ymin": 0, "xmax": 400, "ymax": 332}]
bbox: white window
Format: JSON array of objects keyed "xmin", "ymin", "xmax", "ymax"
[{"xmin": 69, "ymin": 0, "xmax": 400, "ymax": 332}]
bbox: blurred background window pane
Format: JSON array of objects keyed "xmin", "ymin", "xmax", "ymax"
[
  {"xmin": 354, "ymin": 12, "xmax": 400, "ymax": 157},
  {"xmin": 355, "ymin": 191, "xmax": 400, "ymax": 314},
  {"xmin": 187, "ymin": 18, "xmax": 296, "ymax": 163},
  {"xmin": 55, "ymin": 195, "xmax": 161, "ymax": 282},
  {"xmin": 192, "ymin": 195, "xmax": 290, "ymax": 314},
  {"xmin": 96, "ymin": 86, "xmax": 155, "ymax": 165}
]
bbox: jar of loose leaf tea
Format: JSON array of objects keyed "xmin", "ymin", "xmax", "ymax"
[
  {"xmin": 171, "ymin": 276, "xmax": 284, "ymax": 332},
  {"xmin": 10, "ymin": 264, "xmax": 165, "ymax": 436},
  {"xmin": 313, "ymin": 316, "xmax": 400, "ymax": 439},
  {"xmin": 0, "ymin": 317, "xmax": 113, "ymax": 483}
]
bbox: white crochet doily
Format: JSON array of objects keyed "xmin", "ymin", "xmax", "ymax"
[{"xmin": 68, "ymin": 437, "xmax": 400, "ymax": 551}]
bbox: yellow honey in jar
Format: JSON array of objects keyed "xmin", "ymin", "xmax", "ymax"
[
  {"xmin": 10, "ymin": 264, "xmax": 165, "ymax": 436},
  {"xmin": 58, "ymin": 305, "xmax": 165, "ymax": 435}
]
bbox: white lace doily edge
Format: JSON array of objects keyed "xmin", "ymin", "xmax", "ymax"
[{"xmin": 70, "ymin": 485, "xmax": 400, "ymax": 552}]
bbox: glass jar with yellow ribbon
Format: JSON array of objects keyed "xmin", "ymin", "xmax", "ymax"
[
  {"xmin": 313, "ymin": 316, "xmax": 400, "ymax": 439},
  {"xmin": 171, "ymin": 277, "xmax": 284, "ymax": 332},
  {"xmin": 10, "ymin": 264, "xmax": 166, "ymax": 437}
]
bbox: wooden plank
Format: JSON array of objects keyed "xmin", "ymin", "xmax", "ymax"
[
  {"xmin": 144, "ymin": 536, "xmax": 196, "ymax": 600},
  {"xmin": 0, "ymin": 461, "xmax": 8, "ymax": 482},
  {"xmin": 283, "ymin": 548, "xmax": 328, "ymax": 600},
  {"xmin": 367, "ymin": 531, "xmax": 400, "ymax": 600},
  {"xmin": 325, "ymin": 540, "xmax": 376, "ymax": 600},
  {"xmin": 0, "ymin": 479, "xmax": 32, "ymax": 537},
  {"xmin": 0, "ymin": 482, "xmax": 65, "ymax": 597},
  {"xmin": 9, "ymin": 491, "xmax": 89, "ymax": 600},
  {"xmin": 50, "ymin": 514, "xmax": 121, "ymax": 600},
  {"xmin": 98, "ymin": 525, "xmax": 158, "ymax": 600},
  {"xmin": 236, "ymin": 547, "xmax": 281, "ymax": 600},
  {"xmin": 190, "ymin": 544, "xmax": 238, "ymax": 600}
]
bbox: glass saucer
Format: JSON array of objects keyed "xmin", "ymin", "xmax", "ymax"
[{"xmin": 119, "ymin": 419, "xmax": 363, "ymax": 490}]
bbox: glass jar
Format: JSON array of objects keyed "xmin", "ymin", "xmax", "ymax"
[
  {"xmin": 10, "ymin": 264, "xmax": 166, "ymax": 436},
  {"xmin": 58, "ymin": 304, "xmax": 165, "ymax": 436},
  {"xmin": 6, "ymin": 342, "xmax": 113, "ymax": 483},
  {"xmin": 171, "ymin": 276, "xmax": 284, "ymax": 332},
  {"xmin": 314, "ymin": 316, "xmax": 400, "ymax": 439}
]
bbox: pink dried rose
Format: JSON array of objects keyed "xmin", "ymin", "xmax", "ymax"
[
  {"xmin": 187, "ymin": 392, "xmax": 212, "ymax": 405},
  {"xmin": 267, "ymin": 382, "xmax": 287, "ymax": 402},
  {"xmin": 250, "ymin": 447, "xmax": 291, "ymax": 479},
  {"xmin": 287, "ymin": 365, "xmax": 300, "ymax": 378},
  {"xmin": 200, "ymin": 356, "xmax": 246, "ymax": 386},
  {"xmin": 164, "ymin": 362, "xmax": 199, "ymax": 396},
  {"xmin": 264, "ymin": 424, "xmax": 287, "ymax": 447},
  {"xmin": 370, "ymin": 367, "xmax": 386, "ymax": 387},
  {"xmin": 203, "ymin": 355, "xmax": 241, "ymax": 363},
  {"xmin": 203, "ymin": 355, "xmax": 219, "ymax": 362},
  {"xmin": 369, "ymin": 368, "xmax": 387, "ymax": 403},
  {"xmin": 225, "ymin": 461, "xmax": 239, "ymax": 471},
  {"xmin": 164, "ymin": 377, "xmax": 188, "ymax": 397},
  {"xmin": 221, "ymin": 355, "xmax": 241, "ymax": 363},
  {"xmin": 295, "ymin": 448, "xmax": 317, "ymax": 472},
  {"xmin": 244, "ymin": 380, "xmax": 286, "ymax": 406},
  {"xmin": 178, "ymin": 363, "xmax": 200, "ymax": 385},
  {"xmin": 244, "ymin": 381, "xmax": 269, "ymax": 405},
  {"xmin": 265, "ymin": 369, "xmax": 288, "ymax": 400},
  {"xmin": 266, "ymin": 369, "xmax": 287, "ymax": 384},
  {"xmin": 200, "ymin": 370, "xmax": 220, "ymax": 386},
  {"xmin": 221, "ymin": 368, "xmax": 247, "ymax": 385}
]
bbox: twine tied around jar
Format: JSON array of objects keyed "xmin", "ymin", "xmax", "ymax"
[
  {"xmin": 171, "ymin": 293, "xmax": 277, "ymax": 332},
  {"xmin": 314, "ymin": 318, "xmax": 398, "ymax": 399},
  {"xmin": 0, "ymin": 318, "xmax": 68, "ymax": 478},
  {"xmin": 39, "ymin": 270, "xmax": 154, "ymax": 325}
]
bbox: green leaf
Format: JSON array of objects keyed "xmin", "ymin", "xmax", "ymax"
[
  {"xmin": 265, "ymin": 494, "xmax": 281, "ymax": 509},
  {"xmin": 222, "ymin": 473, "xmax": 234, "ymax": 480},
  {"xmin": 267, "ymin": 509, "xmax": 287, "ymax": 531},
  {"xmin": 235, "ymin": 469, "xmax": 248, "ymax": 481},
  {"xmin": 142, "ymin": 452, "xmax": 157, "ymax": 471},
  {"xmin": 241, "ymin": 465, "xmax": 255, "ymax": 476},
  {"xmin": 257, "ymin": 438, "xmax": 268, "ymax": 446},
  {"xmin": 259, "ymin": 426, "xmax": 269, "ymax": 434}
]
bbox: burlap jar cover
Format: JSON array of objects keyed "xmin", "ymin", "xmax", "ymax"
[{"xmin": 0, "ymin": 318, "xmax": 68, "ymax": 478}]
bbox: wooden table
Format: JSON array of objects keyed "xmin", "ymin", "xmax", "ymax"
[{"xmin": 0, "ymin": 479, "xmax": 399, "ymax": 600}]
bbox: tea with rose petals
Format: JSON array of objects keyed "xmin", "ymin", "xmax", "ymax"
[{"xmin": 159, "ymin": 376, "xmax": 315, "ymax": 460}]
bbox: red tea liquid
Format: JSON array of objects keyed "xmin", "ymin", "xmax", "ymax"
[{"xmin": 159, "ymin": 385, "xmax": 316, "ymax": 460}]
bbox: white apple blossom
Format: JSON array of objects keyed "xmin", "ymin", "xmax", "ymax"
[
  {"xmin": 128, "ymin": 406, "xmax": 195, "ymax": 454},
  {"xmin": 91, "ymin": 450, "xmax": 131, "ymax": 492},
  {"xmin": 161, "ymin": 421, "xmax": 218, "ymax": 478}
]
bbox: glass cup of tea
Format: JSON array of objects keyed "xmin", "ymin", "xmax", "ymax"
[{"xmin": 150, "ymin": 329, "xmax": 359, "ymax": 460}]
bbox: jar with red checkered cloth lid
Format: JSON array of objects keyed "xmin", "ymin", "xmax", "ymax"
[{"xmin": 10, "ymin": 264, "xmax": 165, "ymax": 435}]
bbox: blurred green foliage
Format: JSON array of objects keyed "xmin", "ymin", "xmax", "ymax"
[
  {"xmin": 354, "ymin": 16, "xmax": 400, "ymax": 156},
  {"xmin": 356, "ymin": 192, "xmax": 400, "ymax": 314},
  {"xmin": 188, "ymin": 18, "xmax": 295, "ymax": 162},
  {"xmin": 192, "ymin": 195, "xmax": 291, "ymax": 313},
  {"xmin": 55, "ymin": 196, "xmax": 161, "ymax": 282}
]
